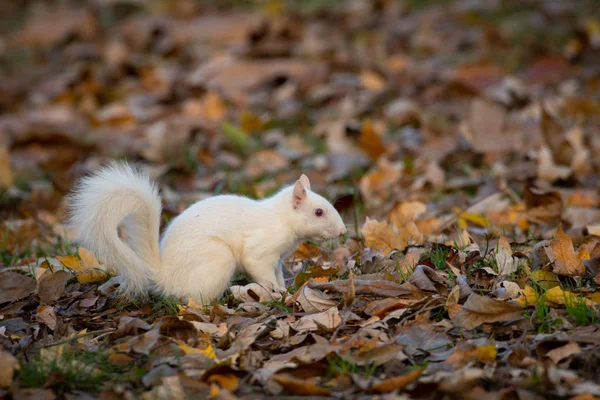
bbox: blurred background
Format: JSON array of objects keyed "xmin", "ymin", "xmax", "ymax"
[{"xmin": 1, "ymin": 0, "xmax": 600, "ymax": 257}]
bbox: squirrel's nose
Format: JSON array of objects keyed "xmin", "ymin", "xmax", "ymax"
[{"xmin": 340, "ymin": 227, "xmax": 348, "ymax": 236}]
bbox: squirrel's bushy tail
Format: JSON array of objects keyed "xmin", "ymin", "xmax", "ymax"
[{"xmin": 67, "ymin": 162, "xmax": 162, "ymax": 299}]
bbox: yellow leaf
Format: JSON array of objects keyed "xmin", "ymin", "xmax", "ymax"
[
  {"xmin": 457, "ymin": 211, "xmax": 490, "ymax": 229},
  {"xmin": 545, "ymin": 225, "xmax": 588, "ymax": 276},
  {"xmin": 544, "ymin": 286, "xmax": 596, "ymax": 307},
  {"xmin": 56, "ymin": 248, "xmax": 108, "ymax": 283},
  {"xmin": 76, "ymin": 269, "xmax": 109, "ymax": 284},
  {"xmin": 473, "ymin": 344, "xmax": 497, "ymax": 362},
  {"xmin": 240, "ymin": 111, "xmax": 263, "ymax": 133},
  {"xmin": 531, "ymin": 270, "xmax": 560, "ymax": 290},
  {"xmin": 176, "ymin": 342, "xmax": 217, "ymax": 360},
  {"xmin": 516, "ymin": 285, "xmax": 538, "ymax": 307}
]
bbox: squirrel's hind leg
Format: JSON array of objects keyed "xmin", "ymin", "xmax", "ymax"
[{"xmin": 159, "ymin": 240, "xmax": 236, "ymax": 305}]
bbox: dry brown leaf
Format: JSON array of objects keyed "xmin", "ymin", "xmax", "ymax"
[
  {"xmin": 309, "ymin": 278, "xmax": 425, "ymax": 298},
  {"xmin": 446, "ymin": 285, "xmax": 462, "ymax": 319},
  {"xmin": 369, "ymin": 368, "xmax": 423, "ymax": 393},
  {"xmin": 495, "ymin": 237, "xmax": 519, "ymax": 276},
  {"xmin": 364, "ymin": 297, "xmax": 417, "ymax": 317},
  {"xmin": 274, "ymin": 373, "xmax": 331, "ymax": 396},
  {"xmin": 545, "ymin": 225, "xmax": 589, "ymax": 276},
  {"xmin": 453, "ymin": 293, "xmax": 523, "ymax": 329},
  {"xmin": 37, "ymin": 305, "xmax": 57, "ymax": 331},
  {"xmin": 230, "ymin": 283, "xmax": 283, "ymax": 303},
  {"xmin": 0, "ymin": 272, "xmax": 36, "ymax": 303},
  {"xmin": 289, "ymin": 284, "xmax": 338, "ymax": 313},
  {"xmin": 545, "ymin": 342, "xmax": 581, "ymax": 364},
  {"xmin": 290, "ymin": 307, "xmax": 341, "ymax": 333},
  {"xmin": 524, "ymin": 186, "xmax": 563, "ymax": 225},
  {"xmin": 127, "ymin": 327, "xmax": 160, "ymax": 355},
  {"xmin": 37, "ymin": 270, "xmax": 72, "ymax": 304}
]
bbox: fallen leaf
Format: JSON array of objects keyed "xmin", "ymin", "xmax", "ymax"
[
  {"xmin": 388, "ymin": 201, "xmax": 427, "ymax": 227},
  {"xmin": 358, "ymin": 119, "xmax": 386, "ymax": 160},
  {"xmin": 56, "ymin": 248, "xmax": 108, "ymax": 283},
  {"xmin": 0, "ymin": 272, "xmax": 36, "ymax": 303},
  {"xmin": 446, "ymin": 285, "xmax": 462, "ymax": 319},
  {"xmin": 37, "ymin": 270, "xmax": 72, "ymax": 304},
  {"xmin": 495, "ymin": 237, "xmax": 519, "ymax": 276},
  {"xmin": 290, "ymin": 307, "xmax": 341, "ymax": 333},
  {"xmin": 453, "ymin": 293, "xmax": 523, "ymax": 329},
  {"xmin": 369, "ymin": 368, "xmax": 423, "ymax": 393},
  {"xmin": 288, "ymin": 284, "xmax": 338, "ymax": 313},
  {"xmin": 230, "ymin": 283, "xmax": 283, "ymax": 303},
  {"xmin": 447, "ymin": 343, "xmax": 497, "ymax": 368},
  {"xmin": 0, "ymin": 350, "xmax": 19, "ymax": 388},
  {"xmin": 274, "ymin": 373, "xmax": 331, "ymax": 396},
  {"xmin": 127, "ymin": 327, "xmax": 160, "ymax": 355},
  {"xmin": 362, "ymin": 218, "xmax": 421, "ymax": 256},
  {"xmin": 545, "ymin": 225, "xmax": 589, "ymax": 276},
  {"xmin": 525, "ymin": 186, "xmax": 563, "ymax": 225},
  {"xmin": 37, "ymin": 305, "xmax": 57, "ymax": 331},
  {"xmin": 309, "ymin": 279, "xmax": 425, "ymax": 298},
  {"xmin": 545, "ymin": 341, "xmax": 581, "ymax": 364}
]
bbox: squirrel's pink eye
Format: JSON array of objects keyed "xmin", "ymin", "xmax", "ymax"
[{"xmin": 315, "ymin": 208, "xmax": 324, "ymax": 217}]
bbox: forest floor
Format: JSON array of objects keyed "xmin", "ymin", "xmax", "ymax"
[{"xmin": 1, "ymin": 0, "xmax": 600, "ymax": 399}]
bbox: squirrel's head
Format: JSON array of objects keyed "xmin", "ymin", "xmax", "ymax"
[{"xmin": 286, "ymin": 174, "xmax": 347, "ymax": 240}]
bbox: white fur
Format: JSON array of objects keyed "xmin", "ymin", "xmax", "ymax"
[{"xmin": 67, "ymin": 162, "xmax": 347, "ymax": 304}]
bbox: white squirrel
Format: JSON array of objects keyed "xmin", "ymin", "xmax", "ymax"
[{"xmin": 67, "ymin": 162, "xmax": 347, "ymax": 304}]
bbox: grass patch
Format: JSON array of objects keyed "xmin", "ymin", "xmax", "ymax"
[
  {"xmin": 565, "ymin": 293, "xmax": 598, "ymax": 326},
  {"xmin": 19, "ymin": 346, "xmax": 127, "ymax": 394},
  {"xmin": 325, "ymin": 354, "xmax": 377, "ymax": 380}
]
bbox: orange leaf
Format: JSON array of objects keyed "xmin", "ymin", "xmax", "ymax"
[
  {"xmin": 358, "ymin": 119, "xmax": 386, "ymax": 161},
  {"xmin": 362, "ymin": 218, "xmax": 412, "ymax": 256},
  {"xmin": 274, "ymin": 374, "xmax": 331, "ymax": 396},
  {"xmin": 369, "ymin": 368, "xmax": 423, "ymax": 393}
]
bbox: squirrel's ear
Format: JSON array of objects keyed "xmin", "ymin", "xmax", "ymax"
[
  {"xmin": 292, "ymin": 181, "xmax": 306, "ymax": 209},
  {"xmin": 298, "ymin": 174, "xmax": 311, "ymax": 191}
]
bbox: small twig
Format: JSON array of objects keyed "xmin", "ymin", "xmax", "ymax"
[
  {"xmin": 43, "ymin": 328, "xmax": 115, "ymax": 348},
  {"xmin": 330, "ymin": 310, "xmax": 349, "ymax": 343}
]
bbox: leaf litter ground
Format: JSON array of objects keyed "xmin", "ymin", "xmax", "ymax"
[{"xmin": 1, "ymin": 0, "xmax": 600, "ymax": 399}]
